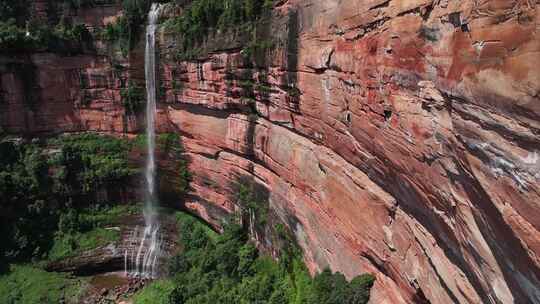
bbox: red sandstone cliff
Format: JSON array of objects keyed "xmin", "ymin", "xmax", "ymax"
[{"xmin": 1, "ymin": 1, "xmax": 539, "ymax": 303}]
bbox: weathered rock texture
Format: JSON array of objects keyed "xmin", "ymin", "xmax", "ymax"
[
  {"xmin": 2, "ymin": 1, "xmax": 540, "ymax": 303},
  {"xmin": 45, "ymin": 213, "xmax": 178, "ymax": 276},
  {"xmin": 0, "ymin": 0, "xmax": 143, "ymax": 135}
]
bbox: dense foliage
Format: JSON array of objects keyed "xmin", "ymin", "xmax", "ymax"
[
  {"xmin": 157, "ymin": 133, "xmax": 192, "ymax": 194},
  {"xmin": 0, "ymin": 265, "xmax": 86, "ymax": 304},
  {"xmin": 236, "ymin": 176, "xmax": 270, "ymax": 227},
  {"xmin": 0, "ymin": 140, "xmax": 55, "ymax": 269},
  {"xmin": 101, "ymin": 16, "xmax": 133, "ymax": 56},
  {"xmin": 121, "ymin": 80, "xmax": 147, "ymax": 113},
  {"xmin": 48, "ymin": 133, "xmax": 136, "ymax": 194},
  {"xmin": 0, "ymin": 134, "xmax": 135, "ymax": 268},
  {"xmin": 134, "ymin": 279, "xmax": 175, "ymax": 304},
  {"xmin": 47, "ymin": 205, "xmax": 138, "ymax": 261},
  {"xmin": 162, "ymin": 0, "xmax": 274, "ymax": 60},
  {"xmin": 0, "ymin": 133, "xmax": 191, "ymax": 270},
  {"xmin": 0, "ymin": 1, "xmax": 92, "ymax": 53},
  {"xmin": 102, "ymin": 0, "xmax": 169, "ymax": 55},
  {"xmin": 0, "ymin": 0, "xmax": 151, "ymax": 53},
  {"xmin": 132, "ymin": 212, "xmax": 375, "ymax": 304}
]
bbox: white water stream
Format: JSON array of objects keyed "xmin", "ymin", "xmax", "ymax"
[{"xmin": 125, "ymin": 3, "xmax": 163, "ymax": 279}]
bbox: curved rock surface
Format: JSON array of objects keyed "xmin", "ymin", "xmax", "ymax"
[
  {"xmin": 45, "ymin": 214, "xmax": 177, "ymax": 277},
  {"xmin": 1, "ymin": 1, "xmax": 539, "ymax": 303}
]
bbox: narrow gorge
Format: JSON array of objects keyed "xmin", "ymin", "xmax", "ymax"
[{"xmin": 0, "ymin": 0, "xmax": 539, "ymax": 303}]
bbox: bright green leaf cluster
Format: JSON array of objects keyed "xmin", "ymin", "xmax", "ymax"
[
  {"xmin": 0, "ymin": 265, "xmax": 86, "ymax": 304},
  {"xmin": 163, "ymin": 0, "xmax": 273, "ymax": 59},
  {"xmin": 155, "ymin": 212, "xmax": 375, "ymax": 304}
]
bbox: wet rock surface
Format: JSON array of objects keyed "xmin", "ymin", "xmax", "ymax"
[
  {"xmin": 79, "ymin": 273, "xmax": 150, "ymax": 304},
  {"xmin": 45, "ymin": 213, "xmax": 178, "ymax": 277}
]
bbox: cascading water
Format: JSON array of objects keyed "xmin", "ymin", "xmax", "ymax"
[{"xmin": 125, "ymin": 3, "xmax": 163, "ymax": 279}]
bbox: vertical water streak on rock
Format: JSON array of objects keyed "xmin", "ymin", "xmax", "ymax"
[
  {"xmin": 130, "ymin": 3, "xmax": 162, "ymax": 279},
  {"xmin": 135, "ymin": 225, "xmax": 149, "ymax": 275}
]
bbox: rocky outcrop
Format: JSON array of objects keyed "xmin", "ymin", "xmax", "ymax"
[
  {"xmin": 158, "ymin": 1, "xmax": 540, "ymax": 303},
  {"xmin": 45, "ymin": 213, "xmax": 178, "ymax": 276},
  {"xmin": 2, "ymin": 0, "xmax": 539, "ymax": 303}
]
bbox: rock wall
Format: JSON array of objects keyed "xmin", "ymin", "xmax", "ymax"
[
  {"xmin": 1, "ymin": 0, "xmax": 539, "ymax": 303},
  {"xmin": 0, "ymin": 0, "xmax": 140, "ymax": 135}
]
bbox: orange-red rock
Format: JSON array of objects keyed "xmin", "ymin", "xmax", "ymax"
[{"xmin": 1, "ymin": 1, "xmax": 539, "ymax": 303}]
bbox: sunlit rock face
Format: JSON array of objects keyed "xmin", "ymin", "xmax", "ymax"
[{"xmin": 1, "ymin": 1, "xmax": 539, "ymax": 303}]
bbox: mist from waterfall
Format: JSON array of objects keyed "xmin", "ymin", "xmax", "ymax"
[{"xmin": 125, "ymin": 3, "xmax": 163, "ymax": 279}]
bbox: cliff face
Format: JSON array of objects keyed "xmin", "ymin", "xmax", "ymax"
[
  {"xmin": 0, "ymin": 0, "xmax": 140, "ymax": 135},
  {"xmin": 1, "ymin": 1, "xmax": 539, "ymax": 303}
]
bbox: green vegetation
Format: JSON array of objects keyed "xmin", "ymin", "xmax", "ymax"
[
  {"xmin": 162, "ymin": 0, "xmax": 274, "ymax": 60},
  {"xmin": 158, "ymin": 133, "xmax": 192, "ymax": 193},
  {"xmin": 101, "ymin": 16, "xmax": 134, "ymax": 56},
  {"xmin": 0, "ymin": 12, "xmax": 91, "ymax": 52},
  {"xmin": 102, "ymin": 0, "xmax": 169, "ymax": 56},
  {"xmin": 236, "ymin": 176, "xmax": 269, "ymax": 227},
  {"xmin": 242, "ymin": 37, "xmax": 275, "ymax": 64},
  {"xmin": 151, "ymin": 212, "xmax": 375, "ymax": 304},
  {"xmin": 0, "ymin": 265, "xmax": 87, "ymax": 304},
  {"xmin": 132, "ymin": 133, "xmax": 192, "ymax": 196},
  {"xmin": 0, "ymin": 140, "xmax": 61, "ymax": 265},
  {"xmin": 48, "ymin": 133, "xmax": 137, "ymax": 194},
  {"xmin": 77, "ymin": 204, "xmax": 139, "ymax": 229},
  {"xmin": 133, "ymin": 279, "xmax": 175, "ymax": 304},
  {"xmin": 121, "ymin": 80, "xmax": 146, "ymax": 114},
  {"xmin": 47, "ymin": 205, "xmax": 137, "ymax": 261},
  {"xmin": 0, "ymin": 134, "xmax": 136, "ymax": 267},
  {"xmin": 48, "ymin": 227, "xmax": 120, "ymax": 261},
  {"xmin": 0, "ymin": 0, "xmax": 150, "ymax": 53},
  {"xmin": 0, "ymin": 132, "xmax": 190, "ymax": 270}
]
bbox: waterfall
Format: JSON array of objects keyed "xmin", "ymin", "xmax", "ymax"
[{"xmin": 126, "ymin": 3, "xmax": 163, "ymax": 279}]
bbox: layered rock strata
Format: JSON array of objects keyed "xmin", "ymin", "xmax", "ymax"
[{"xmin": 1, "ymin": 1, "xmax": 539, "ymax": 303}]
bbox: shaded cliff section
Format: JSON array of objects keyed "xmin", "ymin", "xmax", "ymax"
[
  {"xmin": 1, "ymin": 1, "xmax": 540, "ymax": 304},
  {"xmin": 0, "ymin": 0, "xmax": 146, "ymax": 136}
]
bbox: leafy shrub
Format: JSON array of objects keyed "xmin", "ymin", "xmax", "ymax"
[
  {"xmin": 162, "ymin": 212, "xmax": 375, "ymax": 304},
  {"xmin": 163, "ymin": 0, "xmax": 274, "ymax": 60},
  {"xmin": 0, "ymin": 141, "xmax": 57, "ymax": 265},
  {"xmin": 0, "ymin": 134, "xmax": 136, "ymax": 267},
  {"xmin": 101, "ymin": 16, "xmax": 132, "ymax": 56},
  {"xmin": 236, "ymin": 177, "xmax": 269, "ymax": 227},
  {"xmin": 48, "ymin": 133, "xmax": 136, "ymax": 194},
  {"xmin": 101, "ymin": 0, "xmax": 169, "ymax": 55},
  {"xmin": 48, "ymin": 227, "xmax": 120, "ymax": 261},
  {"xmin": 133, "ymin": 279, "xmax": 175, "ymax": 304},
  {"xmin": 46, "ymin": 204, "xmax": 135, "ymax": 261},
  {"xmin": 0, "ymin": 19, "xmax": 29, "ymax": 50},
  {"xmin": 0, "ymin": 265, "xmax": 86, "ymax": 304},
  {"xmin": 121, "ymin": 80, "xmax": 146, "ymax": 114},
  {"xmin": 133, "ymin": 133, "xmax": 192, "ymax": 196},
  {"xmin": 54, "ymin": 22, "xmax": 91, "ymax": 43},
  {"xmin": 77, "ymin": 204, "xmax": 139, "ymax": 230},
  {"xmin": 0, "ymin": 17, "xmax": 91, "ymax": 53},
  {"xmin": 0, "ymin": 0, "xmax": 97, "ymax": 53}
]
